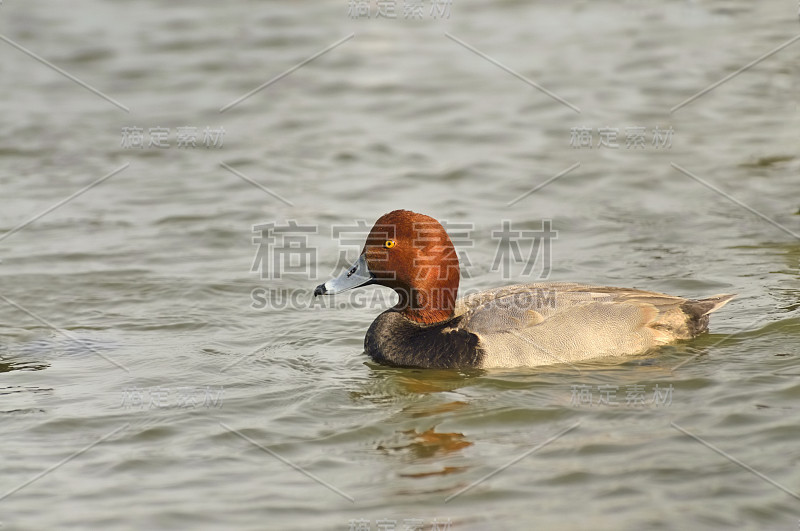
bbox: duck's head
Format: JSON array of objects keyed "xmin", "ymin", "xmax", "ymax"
[{"xmin": 314, "ymin": 210, "xmax": 460, "ymax": 324}]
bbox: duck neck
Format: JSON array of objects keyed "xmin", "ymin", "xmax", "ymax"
[{"xmin": 396, "ymin": 275, "xmax": 459, "ymax": 325}]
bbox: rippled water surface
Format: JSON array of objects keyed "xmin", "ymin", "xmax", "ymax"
[{"xmin": 1, "ymin": 1, "xmax": 799, "ymax": 529}]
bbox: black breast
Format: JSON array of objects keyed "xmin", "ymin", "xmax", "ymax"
[{"xmin": 364, "ymin": 310, "xmax": 484, "ymax": 369}]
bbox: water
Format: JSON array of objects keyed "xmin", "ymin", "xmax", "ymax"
[{"xmin": 1, "ymin": 1, "xmax": 799, "ymax": 529}]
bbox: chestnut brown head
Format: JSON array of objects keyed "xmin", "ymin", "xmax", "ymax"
[{"xmin": 314, "ymin": 210, "xmax": 460, "ymax": 323}]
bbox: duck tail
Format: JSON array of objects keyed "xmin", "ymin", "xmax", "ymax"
[
  {"xmin": 688, "ymin": 293, "xmax": 737, "ymax": 317},
  {"xmin": 678, "ymin": 294, "xmax": 736, "ymax": 337}
]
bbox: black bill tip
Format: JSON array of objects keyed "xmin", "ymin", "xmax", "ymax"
[{"xmin": 313, "ymin": 284, "xmax": 327, "ymax": 297}]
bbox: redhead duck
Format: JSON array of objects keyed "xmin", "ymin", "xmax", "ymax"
[{"xmin": 314, "ymin": 210, "xmax": 735, "ymax": 369}]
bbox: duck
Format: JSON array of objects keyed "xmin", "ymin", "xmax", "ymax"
[{"xmin": 313, "ymin": 210, "xmax": 735, "ymax": 369}]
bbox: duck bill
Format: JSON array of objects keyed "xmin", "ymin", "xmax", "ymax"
[{"xmin": 314, "ymin": 253, "xmax": 374, "ymax": 296}]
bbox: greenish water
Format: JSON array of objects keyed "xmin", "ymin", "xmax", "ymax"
[{"xmin": 1, "ymin": 1, "xmax": 799, "ymax": 529}]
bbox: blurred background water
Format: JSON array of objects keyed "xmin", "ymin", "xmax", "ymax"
[{"xmin": 0, "ymin": 1, "xmax": 799, "ymax": 529}]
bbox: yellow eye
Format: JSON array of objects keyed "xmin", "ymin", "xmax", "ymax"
[{"xmin": 384, "ymin": 240, "xmax": 396, "ymax": 249}]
